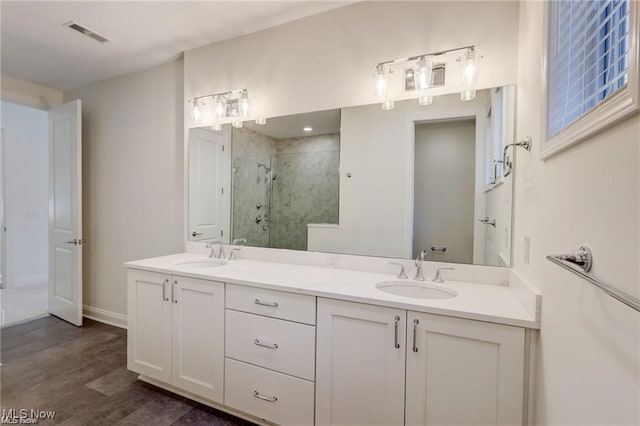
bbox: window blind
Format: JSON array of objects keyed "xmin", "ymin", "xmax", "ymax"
[{"xmin": 547, "ymin": 0, "xmax": 630, "ymax": 139}]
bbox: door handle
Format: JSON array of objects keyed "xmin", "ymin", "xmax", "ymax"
[
  {"xmin": 162, "ymin": 279, "xmax": 169, "ymax": 302},
  {"xmin": 171, "ymin": 280, "xmax": 178, "ymax": 303},
  {"xmin": 412, "ymin": 319, "xmax": 419, "ymax": 352},
  {"xmin": 393, "ymin": 316, "xmax": 400, "ymax": 349},
  {"xmin": 65, "ymin": 238, "xmax": 87, "ymax": 245},
  {"xmin": 191, "ymin": 231, "xmax": 203, "ymax": 237}
]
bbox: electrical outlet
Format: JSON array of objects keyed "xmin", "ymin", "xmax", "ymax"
[{"xmin": 523, "ymin": 236, "xmax": 531, "ymax": 264}]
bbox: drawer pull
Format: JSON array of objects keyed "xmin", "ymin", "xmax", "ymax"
[
  {"xmin": 253, "ymin": 390, "xmax": 278, "ymax": 402},
  {"xmin": 254, "ymin": 338, "xmax": 278, "ymax": 349},
  {"xmin": 254, "ymin": 298, "xmax": 279, "ymax": 308}
]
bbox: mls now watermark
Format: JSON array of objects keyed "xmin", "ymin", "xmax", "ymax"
[{"xmin": 1, "ymin": 409, "xmax": 56, "ymax": 424}]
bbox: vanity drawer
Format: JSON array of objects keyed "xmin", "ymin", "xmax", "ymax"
[
  {"xmin": 225, "ymin": 358, "xmax": 314, "ymax": 426},
  {"xmin": 225, "ymin": 309, "xmax": 315, "ymax": 380},
  {"xmin": 226, "ymin": 283, "xmax": 316, "ymax": 325}
]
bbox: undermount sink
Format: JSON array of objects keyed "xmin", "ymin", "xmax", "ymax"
[
  {"xmin": 173, "ymin": 258, "xmax": 227, "ymax": 268},
  {"xmin": 376, "ymin": 281, "xmax": 457, "ymax": 299}
]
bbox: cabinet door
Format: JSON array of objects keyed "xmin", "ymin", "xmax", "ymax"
[
  {"xmin": 316, "ymin": 298, "xmax": 406, "ymax": 426},
  {"xmin": 171, "ymin": 276, "xmax": 225, "ymax": 403},
  {"xmin": 406, "ymin": 312, "xmax": 525, "ymax": 426},
  {"xmin": 127, "ymin": 270, "xmax": 172, "ymax": 383}
]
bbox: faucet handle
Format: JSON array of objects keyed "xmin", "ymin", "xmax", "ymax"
[
  {"xmin": 388, "ymin": 262, "xmax": 408, "ymax": 279},
  {"xmin": 228, "ymin": 248, "xmax": 242, "ymax": 260},
  {"xmin": 433, "ymin": 267, "xmax": 455, "ymax": 284}
]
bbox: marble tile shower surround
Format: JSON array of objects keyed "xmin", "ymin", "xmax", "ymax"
[
  {"xmin": 232, "ymin": 127, "xmax": 339, "ymax": 250},
  {"xmin": 271, "ymin": 150, "xmax": 340, "ymax": 250}
]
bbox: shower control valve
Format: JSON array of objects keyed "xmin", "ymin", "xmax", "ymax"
[{"xmin": 255, "ymin": 215, "xmax": 262, "ymax": 224}]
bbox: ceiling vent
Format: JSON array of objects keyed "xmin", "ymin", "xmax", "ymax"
[{"xmin": 63, "ymin": 21, "xmax": 109, "ymax": 43}]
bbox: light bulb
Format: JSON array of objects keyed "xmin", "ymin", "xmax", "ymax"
[
  {"xmin": 232, "ymin": 121, "xmax": 243, "ymax": 129},
  {"xmin": 240, "ymin": 90, "xmax": 250, "ymax": 117},
  {"xmin": 418, "ymin": 95, "xmax": 433, "ymax": 106},
  {"xmin": 255, "ymin": 118, "xmax": 267, "ymax": 125},
  {"xmin": 215, "ymin": 96, "xmax": 226, "ymax": 118},
  {"xmin": 374, "ymin": 65, "xmax": 390, "ymax": 99},
  {"xmin": 381, "ymin": 100, "xmax": 395, "ymax": 110},
  {"xmin": 191, "ymin": 99, "xmax": 201, "ymax": 122},
  {"xmin": 459, "ymin": 49, "xmax": 479, "ymax": 101},
  {"xmin": 415, "ymin": 57, "xmax": 434, "ymax": 90},
  {"xmin": 211, "ymin": 123, "xmax": 222, "ymax": 131}
]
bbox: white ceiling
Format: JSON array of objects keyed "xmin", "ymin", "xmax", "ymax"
[
  {"xmin": 244, "ymin": 108, "xmax": 340, "ymax": 139},
  {"xmin": 1, "ymin": 1, "xmax": 349, "ymax": 91}
]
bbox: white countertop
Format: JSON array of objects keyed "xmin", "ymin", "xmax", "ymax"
[{"xmin": 125, "ymin": 252, "xmax": 539, "ymax": 329}]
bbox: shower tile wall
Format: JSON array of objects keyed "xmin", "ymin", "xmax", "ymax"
[
  {"xmin": 232, "ymin": 128, "xmax": 339, "ymax": 250},
  {"xmin": 271, "ymin": 135, "xmax": 339, "ymax": 250}
]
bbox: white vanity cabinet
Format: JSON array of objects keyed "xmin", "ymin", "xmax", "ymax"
[
  {"xmin": 127, "ymin": 269, "xmax": 225, "ymax": 403},
  {"xmin": 406, "ymin": 312, "xmax": 525, "ymax": 426},
  {"xmin": 316, "ymin": 298, "xmax": 407, "ymax": 426},
  {"xmin": 316, "ymin": 298, "xmax": 527, "ymax": 426},
  {"xmin": 224, "ymin": 284, "xmax": 316, "ymax": 426}
]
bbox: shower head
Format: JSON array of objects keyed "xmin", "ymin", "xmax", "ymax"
[{"xmin": 257, "ymin": 162, "xmax": 271, "ymax": 173}]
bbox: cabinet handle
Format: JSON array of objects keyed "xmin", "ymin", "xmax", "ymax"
[
  {"xmin": 254, "ymin": 338, "xmax": 278, "ymax": 349},
  {"xmin": 393, "ymin": 316, "xmax": 400, "ymax": 349},
  {"xmin": 412, "ymin": 319, "xmax": 419, "ymax": 352},
  {"xmin": 254, "ymin": 298, "xmax": 278, "ymax": 308},
  {"xmin": 253, "ymin": 390, "xmax": 278, "ymax": 402},
  {"xmin": 172, "ymin": 280, "xmax": 178, "ymax": 303},
  {"xmin": 162, "ymin": 279, "xmax": 169, "ymax": 302}
]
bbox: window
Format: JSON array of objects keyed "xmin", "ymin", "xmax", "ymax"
[
  {"xmin": 485, "ymin": 87, "xmax": 513, "ymax": 187},
  {"xmin": 543, "ymin": 0, "xmax": 638, "ymax": 158}
]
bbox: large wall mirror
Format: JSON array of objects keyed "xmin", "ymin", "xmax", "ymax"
[{"xmin": 188, "ymin": 85, "xmax": 516, "ymax": 267}]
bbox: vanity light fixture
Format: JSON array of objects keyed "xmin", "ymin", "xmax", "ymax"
[
  {"xmin": 415, "ymin": 56, "xmax": 434, "ymax": 91},
  {"xmin": 459, "ymin": 48, "xmax": 479, "ymax": 101},
  {"xmin": 374, "ymin": 64, "xmax": 391, "ymax": 100},
  {"xmin": 191, "ymin": 98, "xmax": 202, "ymax": 122},
  {"xmin": 191, "ymin": 89, "xmax": 252, "ymax": 126},
  {"xmin": 373, "ymin": 45, "xmax": 479, "ymax": 109},
  {"xmin": 303, "ymin": 126, "xmax": 313, "ymax": 132}
]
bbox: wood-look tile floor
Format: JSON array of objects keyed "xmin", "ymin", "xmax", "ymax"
[{"xmin": 1, "ymin": 316, "xmax": 256, "ymax": 426}]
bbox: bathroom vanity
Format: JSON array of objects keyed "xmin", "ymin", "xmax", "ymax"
[{"xmin": 126, "ymin": 251, "xmax": 539, "ymax": 426}]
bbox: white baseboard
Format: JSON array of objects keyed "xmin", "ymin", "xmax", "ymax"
[{"xmin": 82, "ymin": 305, "xmax": 127, "ymax": 329}]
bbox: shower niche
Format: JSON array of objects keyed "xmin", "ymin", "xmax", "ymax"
[{"xmin": 231, "ymin": 110, "xmax": 340, "ymax": 250}]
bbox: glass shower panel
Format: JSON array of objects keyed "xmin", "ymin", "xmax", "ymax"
[{"xmin": 232, "ymin": 154, "xmax": 272, "ymax": 247}]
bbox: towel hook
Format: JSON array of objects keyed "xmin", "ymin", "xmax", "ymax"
[{"xmin": 503, "ymin": 137, "xmax": 532, "ymax": 177}]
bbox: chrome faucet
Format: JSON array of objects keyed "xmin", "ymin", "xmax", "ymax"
[
  {"xmin": 432, "ymin": 267, "xmax": 454, "ymax": 283},
  {"xmin": 205, "ymin": 240, "xmax": 225, "ymax": 259},
  {"xmin": 413, "ymin": 250, "xmax": 427, "ymax": 281}
]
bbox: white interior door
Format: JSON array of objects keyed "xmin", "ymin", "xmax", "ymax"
[
  {"xmin": 188, "ymin": 127, "xmax": 230, "ymax": 242},
  {"xmin": 48, "ymin": 100, "xmax": 82, "ymax": 326}
]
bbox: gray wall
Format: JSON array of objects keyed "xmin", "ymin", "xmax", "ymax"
[{"xmin": 64, "ymin": 60, "xmax": 184, "ymax": 317}]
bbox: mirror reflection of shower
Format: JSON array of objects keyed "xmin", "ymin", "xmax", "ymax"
[
  {"xmin": 257, "ymin": 161, "xmax": 274, "ymax": 233},
  {"xmin": 231, "ymin": 109, "xmax": 341, "ymax": 251}
]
